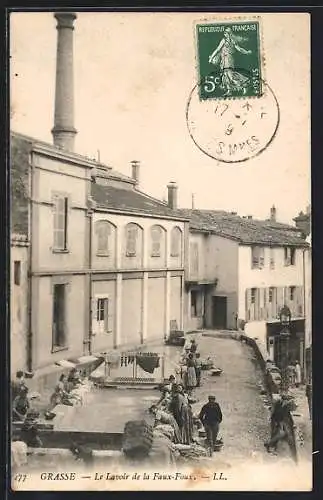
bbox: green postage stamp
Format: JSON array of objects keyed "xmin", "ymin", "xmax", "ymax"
[{"xmin": 196, "ymin": 20, "xmax": 262, "ymax": 100}]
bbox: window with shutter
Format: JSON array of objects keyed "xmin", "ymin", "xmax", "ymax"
[
  {"xmin": 251, "ymin": 246, "xmax": 265, "ymax": 269},
  {"xmin": 284, "ymin": 247, "xmax": 296, "ymax": 266},
  {"xmin": 126, "ymin": 224, "xmax": 139, "ymax": 256},
  {"xmin": 53, "ymin": 195, "xmax": 68, "ymax": 250},
  {"xmin": 190, "ymin": 242, "xmax": 199, "ymax": 277},
  {"xmin": 95, "ymin": 220, "xmax": 111, "ymax": 256},
  {"xmin": 151, "ymin": 225, "xmax": 162, "ymax": 257},
  {"xmin": 170, "ymin": 227, "xmax": 181, "ymax": 257},
  {"xmin": 270, "ymin": 247, "xmax": 275, "ymax": 269}
]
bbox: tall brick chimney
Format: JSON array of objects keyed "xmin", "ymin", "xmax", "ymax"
[
  {"xmin": 167, "ymin": 182, "xmax": 178, "ymax": 209},
  {"xmin": 270, "ymin": 205, "xmax": 276, "ymax": 222},
  {"xmin": 51, "ymin": 12, "xmax": 77, "ymax": 152},
  {"xmin": 131, "ymin": 160, "xmax": 140, "ymax": 185}
]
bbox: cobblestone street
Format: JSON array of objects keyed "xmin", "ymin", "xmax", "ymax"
[
  {"xmin": 188, "ymin": 332, "xmax": 272, "ymax": 463},
  {"xmin": 54, "ymin": 331, "xmax": 297, "ymax": 464}
]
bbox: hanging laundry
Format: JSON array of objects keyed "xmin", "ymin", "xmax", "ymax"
[{"xmin": 136, "ymin": 353, "xmax": 160, "ymax": 374}]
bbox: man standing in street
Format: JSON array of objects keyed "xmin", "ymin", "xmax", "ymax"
[
  {"xmin": 264, "ymin": 393, "xmax": 294, "ymax": 457},
  {"xmin": 199, "ymin": 395, "xmax": 223, "ymax": 455}
]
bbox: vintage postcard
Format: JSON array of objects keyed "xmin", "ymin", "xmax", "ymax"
[{"xmin": 9, "ymin": 11, "xmax": 311, "ymax": 492}]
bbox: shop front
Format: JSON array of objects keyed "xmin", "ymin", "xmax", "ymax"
[{"xmin": 266, "ymin": 317, "xmax": 305, "ymax": 374}]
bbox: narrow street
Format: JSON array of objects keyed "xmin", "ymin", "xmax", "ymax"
[
  {"xmin": 25, "ymin": 331, "xmax": 299, "ymax": 470},
  {"xmin": 189, "ymin": 332, "xmax": 271, "ymax": 462}
]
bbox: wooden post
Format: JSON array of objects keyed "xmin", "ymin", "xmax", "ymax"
[{"xmin": 133, "ymin": 355, "xmax": 136, "ymax": 379}]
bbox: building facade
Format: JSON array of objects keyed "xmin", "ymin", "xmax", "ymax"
[
  {"xmin": 10, "ymin": 133, "xmax": 189, "ymax": 372},
  {"xmin": 180, "ymin": 209, "xmax": 309, "ymax": 371},
  {"xmin": 89, "ymin": 168, "xmax": 188, "ymax": 354}
]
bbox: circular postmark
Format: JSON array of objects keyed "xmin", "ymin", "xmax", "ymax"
[{"xmin": 186, "ymin": 70, "xmax": 280, "ymax": 163}]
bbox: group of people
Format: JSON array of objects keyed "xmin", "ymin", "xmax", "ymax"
[
  {"xmin": 11, "ymin": 367, "xmax": 86, "ymax": 425},
  {"xmin": 46, "ymin": 368, "xmax": 85, "ymax": 416},
  {"xmin": 148, "ymin": 338, "xmax": 223, "ymax": 456},
  {"xmin": 179, "ymin": 339, "xmax": 202, "ymax": 393},
  {"xmin": 286, "ymin": 360, "xmax": 302, "ymax": 388}
]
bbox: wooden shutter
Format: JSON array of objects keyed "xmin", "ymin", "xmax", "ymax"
[
  {"xmin": 276, "ymin": 287, "xmax": 284, "ymax": 316},
  {"xmin": 296, "ymin": 287, "xmax": 304, "ymax": 317},
  {"xmin": 270, "ymin": 248, "xmax": 275, "ymax": 269},
  {"xmin": 171, "ymin": 228, "xmax": 180, "ymax": 257},
  {"xmin": 245, "ymin": 289, "xmax": 251, "ymax": 320},
  {"xmin": 151, "ymin": 226, "xmax": 161, "ymax": 256},
  {"xmin": 104, "ymin": 299, "xmax": 110, "ymax": 331},
  {"xmin": 53, "ymin": 195, "xmax": 67, "ymax": 250},
  {"xmin": 190, "ymin": 242, "xmax": 199, "ymax": 277},
  {"xmin": 126, "ymin": 225, "xmax": 138, "ymax": 256},
  {"xmin": 259, "ymin": 288, "xmax": 265, "ymax": 320}
]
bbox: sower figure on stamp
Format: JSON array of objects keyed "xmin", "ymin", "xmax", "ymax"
[
  {"xmin": 209, "ymin": 26, "xmax": 252, "ymax": 96},
  {"xmin": 199, "ymin": 395, "xmax": 223, "ymax": 456}
]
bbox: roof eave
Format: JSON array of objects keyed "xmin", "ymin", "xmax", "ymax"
[{"xmin": 94, "ymin": 205, "xmax": 190, "ymax": 222}]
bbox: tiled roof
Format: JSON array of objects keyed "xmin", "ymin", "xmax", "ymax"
[
  {"xmin": 91, "ymin": 183, "xmax": 189, "ymax": 221},
  {"xmin": 178, "ymin": 209, "xmax": 308, "ymax": 247},
  {"xmin": 11, "ymin": 131, "xmax": 135, "ymax": 185},
  {"xmin": 10, "ymin": 134, "xmax": 31, "ymax": 237}
]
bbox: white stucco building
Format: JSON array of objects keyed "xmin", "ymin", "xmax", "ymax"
[{"xmin": 179, "ymin": 207, "xmax": 309, "ymax": 371}]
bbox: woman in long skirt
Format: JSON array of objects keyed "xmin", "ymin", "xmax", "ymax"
[
  {"xmin": 185, "ymin": 353, "xmax": 197, "ymax": 394},
  {"xmin": 169, "ymin": 386, "xmax": 193, "ymax": 445}
]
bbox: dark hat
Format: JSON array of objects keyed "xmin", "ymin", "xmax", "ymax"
[{"xmin": 208, "ymin": 395, "xmax": 216, "ymax": 401}]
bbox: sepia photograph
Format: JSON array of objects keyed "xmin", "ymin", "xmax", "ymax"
[{"xmin": 9, "ymin": 10, "xmax": 311, "ymax": 491}]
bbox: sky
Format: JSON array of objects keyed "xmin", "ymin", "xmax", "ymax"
[{"xmin": 10, "ymin": 12, "xmax": 310, "ymax": 224}]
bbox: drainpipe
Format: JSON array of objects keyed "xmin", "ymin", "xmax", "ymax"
[
  {"xmin": 27, "ymin": 151, "xmax": 34, "ymax": 372},
  {"xmin": 87, "ymin": 206, "xmax": 93, "ymax": 355},
  {"xmin": 302, "ymin": 247, "xmax": 307, "ymax": 383}
]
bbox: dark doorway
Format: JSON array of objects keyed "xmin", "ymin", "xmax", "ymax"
[{"xmin": 212, "ymin": 296, "xmax": 227, "ymax": 329}]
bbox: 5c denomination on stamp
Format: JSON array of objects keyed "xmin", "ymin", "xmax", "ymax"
[{"xmin": 196, "ymin": 20, "xmax": 262, "ymax": 101}]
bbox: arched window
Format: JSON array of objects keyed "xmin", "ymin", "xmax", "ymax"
[
  {"xmin": 125, "ymin": 223, "xmax": 139, "ymax": 257},
  {"xmin": 170, "ymin": 227, "xmax": 182, "ymax": 257},
  {"xmin": 151, "ymin": 225, "xmax": 163, "ymax": 257},
  {"xmin": 95, "ymin": 220, "xmax": 112, "ymax": 256}
]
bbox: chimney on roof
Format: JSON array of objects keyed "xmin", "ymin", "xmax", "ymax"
[
  {"xmin": 51, "ymin": 12, "xmax": 77, "ymax": 152},
  {"xmin": 131, "ymin": 160, "xmax": 140, "ymax": 186},
  {"xmin": 270, "ymin": 205, "xmax": 276, "ymax": 222},
  {"xmin": 293, "ymin": 208, "xmax": 311, "ymax": 238},
  {"xmin": 191, "ymin": 193, "xmax": 195, "ymax": 210},
  {"xmin": 167, "ymin": 182, "xmax": 178, "ymax": 210},
  {"xmin": 247, "ymin": 215, "xmax": 253, "ymax": 219}
]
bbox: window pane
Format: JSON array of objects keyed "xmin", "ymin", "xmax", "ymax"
[
  {"xmin": 14, "ymin": 261, "xmax": 21, "ymax": 286},
  {"xmin": 53, "ymin": 284, "xmax": 66, "ymax": 347},
  {"xmin": 53, "ymin": 195, "xmax": 68, "ymax": 249}
]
